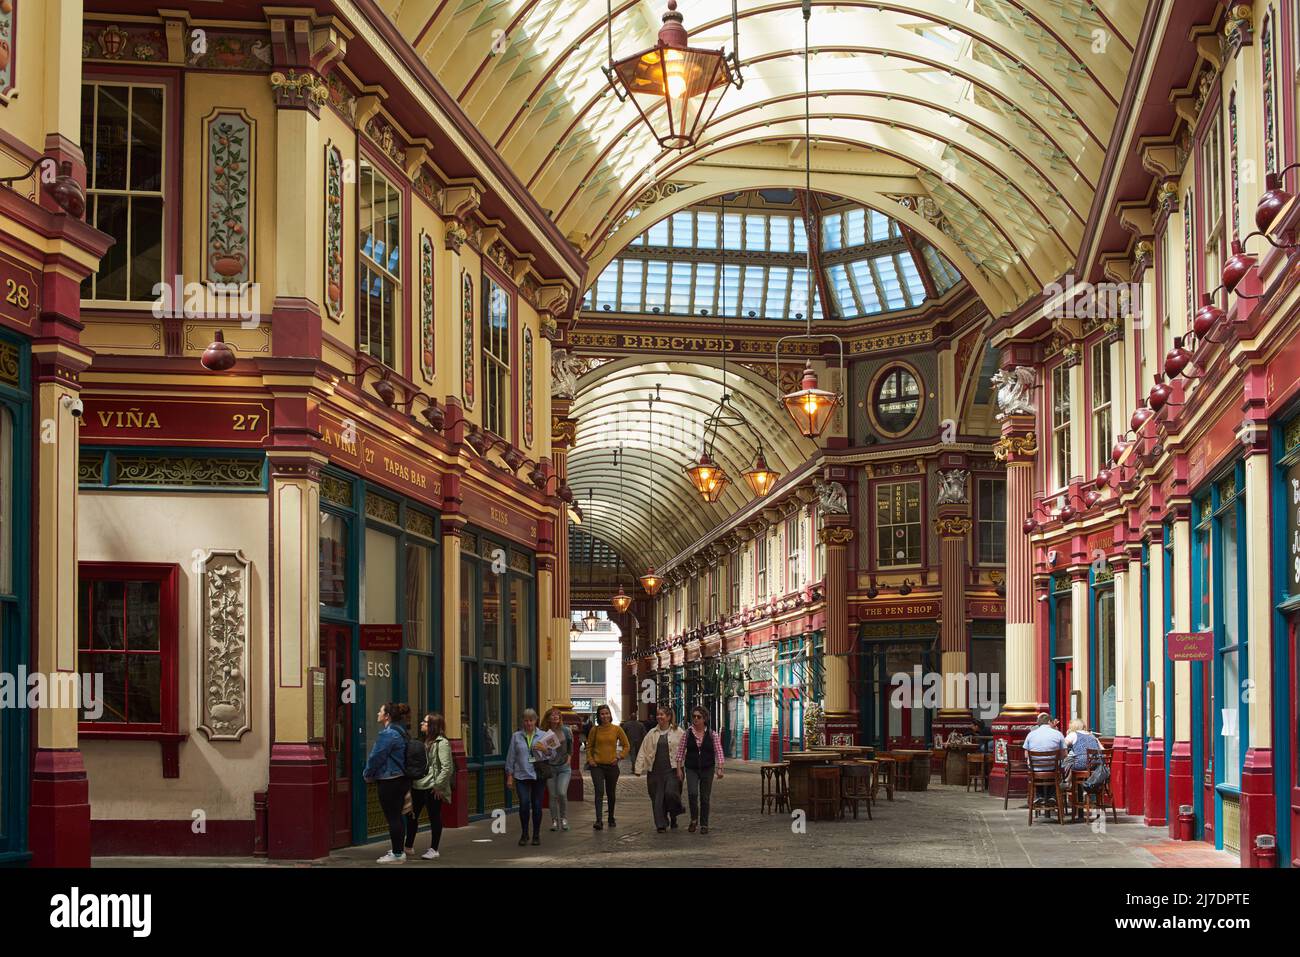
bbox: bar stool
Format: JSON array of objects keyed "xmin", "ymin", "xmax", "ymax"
[
  {"xmin": 839, "ymin": 763, "xmax": 873, "ymax": 820},
  {"xmin": 889, "ymin": 753, "xmax": 913, "ymax": 792},
  {"xmin": 760, "ymin": 763, "xmax": 781, "ymax": 814},
  {"xmin": 1003, "ymin": 743, "xmax": 1028, "ymax": 811},
  {"xmin": 774, "ymin": 762, "xmax": 790, "ymax": 813},
  {"xmin": 808, "ymin": 765, "xmax": 841, "ymax": 822},
  {"xmin": 965, "ymin": 752, "xmax": 987, "ymax": 792},
  {"xmin": 872, "ymin": 756, "xmax": 896, "ymax": 802}
]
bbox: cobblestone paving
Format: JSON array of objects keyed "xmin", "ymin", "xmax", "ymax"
[{"xmin": 96, "ymin": 762, "xmax": 1237, "ymax": 868}]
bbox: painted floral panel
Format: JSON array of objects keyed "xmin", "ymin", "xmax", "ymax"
[
  {"xmin": 325, "ymin": 143, "xmax": 344, "ymax": 319},
  {"xmin": 0, "ymin": 0, "xmax": 15, "ymax": 100},
  {"xmin": 206, "ymin": 111, "xmax": 253, "ymax": 284},
  {"xmin": 523, "ymin": 325, "xmax": 534, "ymax": 447},
  {"xmin": 462, "ymin": 270, "xmax": 475, "ymax": 409},
  {"xmin": 420, "ymin": 231, "xmax": 434, "ymax": 383}
]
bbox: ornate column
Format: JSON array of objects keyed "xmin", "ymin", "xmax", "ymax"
[
  {"xmin": 933, "ymin": 469, "xmax": 976, "ymax": 738},
  {"xmin": 1167, "ymin": 505, "xmax": 1194, "ymax": 839},
  {"xmin": 818, "ymin": 479, "xmax": 856, "ymax": 744},
  {"xmin": 988, "ymin": 364, "xmax": 1044, "ymax": 797},
  {"xmin": 1239, "ymin": 390, "xmax": 1274, "ymax": 865},
  {"xmin": 1124, "ymin": 544, "xmax": 1147, "ymax": 815},
  {"xmin": 1144, "ymin": 524, "xmax": 1168, "ymax": 827},
  {"xmin": 1110, "ymin": 556, "xmax": 1131, "ymax": 809},
  {"xmin": 550, "ymin": 403, "xmax": 581, "ymax": 800}
]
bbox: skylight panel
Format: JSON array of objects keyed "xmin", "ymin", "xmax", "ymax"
[
  {"xmin": 694, "ymin": 262, "xmax": 718, "ymax": 314},
  {"xmin": 722, "ymin": 213, "xmax": 743, "ymax": 249},
  {"xmin": 869, "ymin": 209, "xmax": 890, "ymax": 242},
  {"xmin": 896, "ymin": 253, "xmax": 926, "ymax": 305},
  {"xmin": 828, "ymin": 263, "xmax": 857, "ymax": 317},
  {"xmin": 644, "ymin": 260, "xmax": 668, "ymax": 311},
  {"xmin": 765, "ymin": 267, "xmax": 790, "ymax": 317},
  {"xmin": 696, "ymin": 211, "xmax": 718, "ymax": 249},
  {"xmin": 793, "ymin": 217, "xmax": 808, "ymax": 253},
  {"xmin": 741, "ymin": 265, "xmax": 765, "ymax": 315},
  {"xmin": 620, "ymin": 260, "xmax": 643, "ymax": 311},
  {"xmin": 670, "ymin": 211, "xmax": 694, "ymax": 247},
  {"xmin": 770, "ymin": 216, "xmax": 791, "ymax": 252},
  {"xmin": 873, "ymin": 255, "xmax": 905, "ymax": 309},
  {"xmin": 720, "ymin": 263, "xmax": 742, "ymax": 315},
  {"xmin": 670, "ymin": 262, "xmax": 693, "ymax": 312},
  {"xmin": 646, "ymin": 218, "xmax": 669, "ymax": 246},
  {"xmin": 791, "ymin": 267, "xmax": 813, "ymax": 319},
  {"xmin": 595, "ymin": 261, "xmax": 618, "ymax": 309},
  {"xmin": 846, "ymin": 208, "xmax": 866, "ymax": 247},
  {"xmin": 822, "ymin": 212, "xmax": 843, "ymax": 251},
  {"xmin": 849, "ymin": 259, "xmax": 882, "ymax": 313}
]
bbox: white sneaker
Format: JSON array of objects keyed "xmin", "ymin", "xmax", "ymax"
[
  {"xmin": 376, "ymin": 851, "xmax": 404, "ymax": 864},
  {"xmin": 550, "ymin": 822, "xmax": 558, "ymax": 831},
  {"xmin": 421, "ymin": 848, "xmax": 439, "ymax": 860},
  {"xmin": 561, "ymin": 819, "xmax": 569, "ymax": 831}
]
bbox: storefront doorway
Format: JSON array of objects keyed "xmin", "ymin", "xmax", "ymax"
[
  {"xmin": 0, "ymin": 335, "xmax": 29, "ymax": 864},
  {"xmin": 320, "ymin": 623, "xmax": 353, "ymax": 848},
  {"xmin": 855, "ymin": 623, "xmax": 938, "ymax": 750}
]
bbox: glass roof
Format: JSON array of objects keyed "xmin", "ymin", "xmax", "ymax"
[{"xmin": 582, "ymin": 192, "xmax": 961, "ymax": 321}]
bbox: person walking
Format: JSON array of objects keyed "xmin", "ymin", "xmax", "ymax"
[
  {"xmin": 585, "ymin": 704, "xmax": 631, "ymax": 830},
  {"xmin": 362, "ymin": 702, "xmax": 412, "ymax": 864},
  {"xmin": 504, "ymin": 708, "xmax": 553, "ymax": 847},
  {"xmin": 620, "ymin": 711, "xmax": 646, "ymax": 770},
  {"xmin": 540, "ymin": 706, "xmax": 574, "ymax": 832},
  {"xmin": 675, "ymin": 706, "xmax": 724, "ymax": 834},
  {"xmin": 634, "ymin": 705, "xmax": 685, "ymax": 833},
  {"xmin": 404, "ymin": 712, "xmax": 453, "ymax": 860}
]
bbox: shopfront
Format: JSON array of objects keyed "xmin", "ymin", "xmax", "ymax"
[
  {"xmin": 854, "ymin": 620, "xmax": 939, "ymax": 750},
  {"xmin": 458, "ymin": 528, "xmax": 536, "ymax": 817},
  {"xmin": 0, "ymin": 331, "xmax": 30, "ymax": 864},
  {"xmin": 1274, "ymin": 414, "xmax": 1300, "ymax": 866},
  {"xmin": 1048, "ymin": 573, "xmax": 1073, "ymax": 723},
  {"xmin": 1089, "ymin": 563, "xmax": 1118, "ymax": 737},
  {"xmin": 318, "ymin": 468, "xmax": 442, "ymax": 845},
  {"xmin": 775, "ymin": 632, "xmax": 824, "ymax": 756},
  {"xmin": 721, "ymin": 651, "xmax": 746, "ymax": 758}
]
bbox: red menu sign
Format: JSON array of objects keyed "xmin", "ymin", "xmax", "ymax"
[
  {"xmin": 1166, "ymin": 631, "xmax": 1213, "ymax": 662},
  {"xmin": 80, "ymin": 396, "xmax": 272, "ymax": 446},
  {"xmin": 360, "ymin": 624, "xmax": 403, "ymax": 651}
]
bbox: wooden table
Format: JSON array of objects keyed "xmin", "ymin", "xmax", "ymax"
[
  {"xmin": 783, "ymin": 751, "xmax": 837, "ymax": 811},
  {"xmin": 941, "ymin": 743, "xmax": 983, "ymax": 785},
  {"xmin": 890, "ymin": 750, "xmax": 934, "ymax": 791}
]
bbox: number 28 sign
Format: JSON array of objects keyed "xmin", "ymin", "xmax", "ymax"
[{"xmin": 0, "ymin": 253, "xmax": 40, "ymax": 330}]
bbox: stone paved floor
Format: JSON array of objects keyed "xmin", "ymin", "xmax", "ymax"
[{"xmin": 96, "ymin": 762, "xmax": 1238, "ymax": 868}]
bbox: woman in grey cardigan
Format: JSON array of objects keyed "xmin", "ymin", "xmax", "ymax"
[
  {"xmin": 405, "ymin": 712, "xmax": 454, "ymax": 860},
  {"xmin": 541, "ymin": 707, "xmax": 574, "ymax": 831}
]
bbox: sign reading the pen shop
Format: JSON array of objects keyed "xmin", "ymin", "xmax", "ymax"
[
  {"xmin": 360, "ymin": 624, "xmax": 404, "ymax": 651},
  {"xmin": 1166, "ymin": 631, "xmax": 1213, "ymax": 662},
  {"xmin": 79, "ymin": 396, "xmax": 272, "ymax": 446}
]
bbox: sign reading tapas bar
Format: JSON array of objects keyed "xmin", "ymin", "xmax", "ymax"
[
  {"xmin": 1166, "ymin": 631, "xmax": 1213, "ymax": 662},
  {"xmin": 319, "ymin": 410, "xmax": 443, "ymax": 511},
  {"xmin": 79, "ymin": 396, "xmax": 272, "ymax": 446}
]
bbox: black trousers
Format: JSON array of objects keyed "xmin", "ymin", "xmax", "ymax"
[
  {"xmin": 405, "ymin": 787, "xmax": 445, "ymax": 851},
  {"xmin": 589, "ymin": 763, "xmax": 620, "ymax": 818},
  {"xmin": 376, "ymin": 776, "xmax": 410, "ymax": 855}
]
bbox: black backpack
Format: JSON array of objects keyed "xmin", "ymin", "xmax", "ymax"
[{"xmin": 401, "ymin": 727, "xmax": 429, "ymax": 779}]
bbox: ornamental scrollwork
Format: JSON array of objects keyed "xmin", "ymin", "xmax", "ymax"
[
  {"xmin": 992, "ymin": 432, "xmax": 1038, "ymax": 463},
  {"xmin": 933, "ymin": 516, "xmax": 973, "ymax": 537},
  {"xmin": 198, "ymin": 549, "xmax": 252, "ymax": 742},
  {"xmin": 817, "ymin": 526, "xmax": 855, "ymax": 545}
]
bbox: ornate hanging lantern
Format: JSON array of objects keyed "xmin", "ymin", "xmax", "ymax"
[
  {"xmin": 610, "ymin": 584, "xmax": 633, "ymax": 614},
  {"xmin": 781, "ymin": 365, "xmax": 840, "ymax": 438},
  {"xmin": 685, "ymin": 451, "xmax": 727, "ymax": 498},
  {"xmin": 639, "ymin": 569, "xmax": 664, "ymax": 597},
  {"xmin": 742, "ymin": 447, "xmax": 780, "ymax": 496},
  {"xmin": 602, "ymin": 0, "xmax": 743, "ymax": 150}
]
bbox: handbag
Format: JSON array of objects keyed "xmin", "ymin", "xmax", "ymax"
[
  {"xmin": 535, "ymin": 758, "xmax": 554, "ymax": 781},
  {"xmin": 1083, "ymin": 761, "xmax": 1110, "ymax": 792}
]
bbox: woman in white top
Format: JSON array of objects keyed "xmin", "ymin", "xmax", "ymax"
[{"xmin": 634, "ymin": 705, "xmax": 685, "ymax": 832}]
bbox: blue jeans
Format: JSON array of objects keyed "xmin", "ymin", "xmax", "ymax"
[
  {"xmin": 546, "ymin": 767, "xmax": 572, "ymax": 823},
  {"xmin": 516, "ymin": 779, "xmax": 543, "ymax": 837}
]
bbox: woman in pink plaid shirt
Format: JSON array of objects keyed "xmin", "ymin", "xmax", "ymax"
[{"xmin": 675, "ymin": 706, "xmax": 725, "ymax": 834}]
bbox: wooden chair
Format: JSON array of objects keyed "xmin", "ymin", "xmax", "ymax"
[
  {"xmin": 965, "ymin": 752, "xmax": 987, "ymax": 792},
  {"xmin": 1003, "ymin": 743, "xmax": 1029, "ymax": 811},
  {"xmin": 871, "ymin": 756, "xmax": 895, "ymax": 803},
  {"xmin": 808, "ymin": 766, "xmax": 842, "ymax": 822},
  {"xmin": 1025, "ymin": 750, "xmax": 1066, "ymax": 826},
  {"xmin": 1074, "ymin": 749, "xmax": 1118, "ymax": 824},
  {"xmin": 839, "ymin": 763, "xmax": 873, "ymax": 820}
]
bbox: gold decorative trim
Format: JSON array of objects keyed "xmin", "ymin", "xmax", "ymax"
[
  {"xmin": 365, "ymin": 493, "xmax": 399, "ymax": 524},
  {"xmin": 406, "ymin": 509, "xmax": 436, "ymax": 538},
  {"xmin": 818, "ymin": 526, "xmax": 855, "ymax": 545},
  {"xmin": 933, "ymin": 517, "xmax": 973, "ymax": 537},
  {"xmin": 321, "ymin": 473, "xmax": 353, "ymax": 507},
  {"xmin": 0, "ymin": 341, "xmax": 19, "ymax": 387},
  {"xmin": 112, "ymin": 454, "xmax": 263, "ymax": 487},
  {"xmin": 992, "ymin": 432, "xmax": 1038, "ymax": 462}
]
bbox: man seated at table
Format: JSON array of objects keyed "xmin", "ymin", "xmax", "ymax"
[{"xmin": 1022, "ymin": 713, "xmax": 1065, "ymax": 806}]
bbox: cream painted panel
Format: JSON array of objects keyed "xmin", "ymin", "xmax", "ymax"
[{"xmin": 78, "ymin": 492, "xmax": 270, "ymax": 821}]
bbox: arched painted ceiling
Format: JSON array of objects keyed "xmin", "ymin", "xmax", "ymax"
[
  {"xmin": 381, "ymin": 0, "xmax": 1143, "ymax": 314},
  {"xmin": 565, "ymin": 357, "xmax": 816, "ymax": 569}
]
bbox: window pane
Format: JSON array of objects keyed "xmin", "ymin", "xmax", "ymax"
[
  {"xmin": 460, "ymin": 558, "xmax": 473, "ymax": 656},
  {"xmin": 483, "ymin": 663, "xmax": 503, "ymax": 754},
  {"xmin": 770, "ymin": 216, "xmax": 791, "ymax": 252},
  {"xmin": 619, "ymin": 260, "xmax": 643, "ymax": 311},
  {"xmin": 741, "ymin": 265, "xmax": 765, "ymax": 315},
  {"xmin": 822, "ymin": 212, "xmax": 842, "ymax": 251},
  {"xmin": 320, "ymin": 511, "xmax": 349, "ymax": 609},
  {"xmin": 744, "ymin": 214, "xmax": 766, "ymax": 250},
  {"xmin": 669, "ymin": 261, "xmax": 693, "ymax": 312},
  {"xmin": 93, "ymin": 581, "xmax": 126, "ymax": 649},
  {"xmin": 829, "ymin": 263, "xmax": 855, "ymax": 317},
  {"xmin": 696, "ymin": 212, "xmax": 718, "ymax": 248},
  {"xmin": 897, "ymin": 253, "xmax": 926, "ymax": 305},
  {"xmin": 129, "ymin": 87, "xmax": 164, "ymax": 192},
  {"xmin": 869, "ymin": 209, "xmax": 891, "ymax": 242},
  {"xmin": 846, "ymin": 207, "xmax": 866, "ymax": 247},
  {"xmin": 793, "ymin": 217, "xmax": 808, "ymax": 253},
  {"xmin": 405, "ymin": 543, "xmax": 431, "ymax": 652},
  {"xmin": 126, "ymin": 655, "xmax": 162, "ymax": 725},
  {"xmin": 595, "ymin": 261, "xmax": 618, "ymax": 309},
  {"xmin": 94, "ymin": 86, "xmax": 130, "ymax": 190},
  {"xmin": 125, "ymin": 581, "xmax": 160, "ymax": 651},
  {"xmin": 93, "ymin": 195, "xmax": 129, "ymax": 301},
  {"xmin": 670, "ymin": 211, "xmax": 693, "ymax": 247},
  {"xmin": 510, "ymin": 577, "xmax": 530, "ymax": 665},
  {"xmin": 722, "ymin": 212, "xmax": 742, "ymax": 249},
  {"xmin": 461, "ymin": 660, "xmax": 476, "ymax": 758},
  {"xmin": 129, "ymin": 196, "xmax": 164, "ymax": 301},
  {"xmin": 364, "ymin": 528, "xmax": 398, "ymax": 623},
  {"xmin": 720, "ymin": 263, "xmax": 741, "ymax": 316},
  {"xmin": 693, "ymin": 261, "xmax": 717, "ymax": 314},
  {"xmin": 644, "ymin": 260, "xmax": 668, "ymax": 311},
  {"xmin": 874, "ymin": 256, "xmax": 905, "ymax": 308},
  {"xmin": 482, "ymin": 571, "xmax": 500, "ymax": 660},
  {"xmin": 646, "ymin": 217, "xmax": 669, "ymax": 246},
  {"xmin": 850, "ymin": 259, "xmax": 882, "ymax": 313},
  {"xmin": 764, "ymin": 267, "xmax": 789, "ymax": 317}
]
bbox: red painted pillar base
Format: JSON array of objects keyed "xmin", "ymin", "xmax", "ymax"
[
  {"xmin": 823, "ymin": 713, "xmax": 858, "ymax": 746},
  {"xmin": 443, "ymin": 739, "xmax": 469, "ymax": 828},
  {"xmin": 1144, "ymin": 739, "xmax": 1167, "ymax": 827},
  {"xmin": 1125, "ymin": 739, "xmax": 1145, "ymax": 815},
  {"xmin": 267, "ymin": 743, "xmax": 330, "ymax": 860},
  {"xmin": 988, "ymin": 708, "xmax": 1039, "ymax": 799},
  {"xmin": 1239, "ymin": 748, "xmax": 1275, "ymax": 868},
  {"xmin": 1110, "ymin": 738, "xmax": 1129, "ymax": 809},
  {"xmin": 29, "ymin": 748, "xmax": 91, "ymax": 867},
  {"xmin": 742, "ymin": 730, "xmax": 749, "ymax": 760},
  {"xmin": 1168, "ymin": 742, "xmax": 1193, "ymax": 840}
]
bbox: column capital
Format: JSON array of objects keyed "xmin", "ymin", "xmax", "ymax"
[
  {"xmin": 818, "ymin": 525, "xmax": 855, "ymax": 546},
  {"xmin": 933, "ymin": 516, "xmax": 973, "ymax": 538}
]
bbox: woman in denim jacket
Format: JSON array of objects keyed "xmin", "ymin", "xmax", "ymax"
[
  {"xmin": 504, "ymin": 708, "xmax": 555, "ymax": 847},
  {"xmin": 363, "ymin": 701, "xmax": 412, "ymax": 863}
]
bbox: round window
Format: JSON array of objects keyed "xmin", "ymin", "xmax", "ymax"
[{"xmin": 873, "ymin": 366, "xmax": 921, "ymax": 436}]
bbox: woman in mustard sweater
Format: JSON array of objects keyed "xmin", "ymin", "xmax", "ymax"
[{"xmin": 585, "ymin": 704, "xmax": 630, "ymax": 830}]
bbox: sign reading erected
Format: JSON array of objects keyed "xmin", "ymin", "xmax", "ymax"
[
  {"xmin": 359, "ymin": 624, "xmax": 404, "ymax": 652},
  {"xmin": 1166, "ymin": 631, "xmax": 1213, "ymax": 662},
  {"xmin": 80, "ymin": 396, "xmax": 272, "ymax": 446}
]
